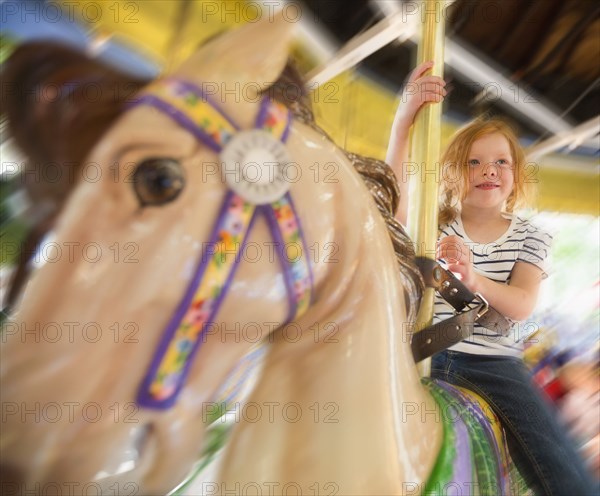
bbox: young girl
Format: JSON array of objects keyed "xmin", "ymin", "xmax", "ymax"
[{"xmin": 387, "ymin": 61, "xmax": 597, "ymax": 495}]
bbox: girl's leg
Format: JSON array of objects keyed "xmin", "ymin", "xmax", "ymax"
[{"xmin": 431, "ymin": 351, "xmax": 598, "ymax": 496}]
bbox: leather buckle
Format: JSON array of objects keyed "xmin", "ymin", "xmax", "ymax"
[{"xmin": 474, "ymin": 292, "xmax": 489, "ymax": 319}]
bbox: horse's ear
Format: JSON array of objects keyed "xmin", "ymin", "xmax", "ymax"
[{"xmin": 176, "ymin": 10, "xmax": 295, "ymax": 92}]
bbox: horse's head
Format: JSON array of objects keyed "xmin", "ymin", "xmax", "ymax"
[
  {"xmin": 1, "ymin": 9, "xmax": 424, "ymax": 493},
  {"xmin": 0, "ymin": 13, "xmax": 350, "ymax": 494}
]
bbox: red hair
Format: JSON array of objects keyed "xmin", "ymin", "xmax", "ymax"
[{"xmin": 438, "ymin": 118, "xmax": 534, "ymax": 226}]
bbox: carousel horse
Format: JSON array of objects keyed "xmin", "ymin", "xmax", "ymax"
[{"xmin": 0, "ymin": 12, "xmax": 531, "ymax": 496}]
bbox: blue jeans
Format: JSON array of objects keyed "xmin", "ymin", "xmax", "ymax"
[{"xmin": 431, "ymin": 350, "xmax": 598, "ymax": 496}]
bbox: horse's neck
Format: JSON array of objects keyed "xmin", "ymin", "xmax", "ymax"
[{"xmin": 216, "ymin": 187, "xmax": 443, "ymax": 494}]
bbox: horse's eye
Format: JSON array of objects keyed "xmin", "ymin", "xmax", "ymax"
[{"xmin": 132, "ymin": 158, "xmax": 185, "ymax": 207}]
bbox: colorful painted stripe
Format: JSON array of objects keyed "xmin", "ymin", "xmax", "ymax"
[
  {"xmin": 261, "ymin": 194, "xmax": 312, "ymax": 321},
  {"xmin": 428, "ymin": 379, "xmax": 502, "ymax": 495},
  {"xmin": 137, "ymin": 78, "xmax": 238, "ymax": 151},
  {"xmin": 138, "ymin": 192, "xmax": 255, "ymax": 407},
  {"xmin": 422, "ymin": 378, "xmax": 459, "ymax": 494},
  {"xmin": 134, "ymin": 80, "xmax": 313, "ymax": 409},
  {"xmin": 457, "ymin": 386, "xmax": 512, "ymax": 495}
]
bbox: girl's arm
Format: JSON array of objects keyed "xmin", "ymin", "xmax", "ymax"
[
  {"xmin": 386, "ymin": 61, "xmax": 446, "ymax": 226},
  {"xmin": 438, "ymin": 235, "xmax": 544, "ymax": 321},
  {"xmin": 470, "ymin": 262, "xmax": 544, "ymax": 321}
]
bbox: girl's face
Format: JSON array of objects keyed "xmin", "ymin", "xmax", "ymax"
[{"xmin": 462, "ymin": 132, "xmax": 515, "ymax": 211}]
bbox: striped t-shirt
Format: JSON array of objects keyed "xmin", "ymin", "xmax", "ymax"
[{"xmin": 433, "ymin": 214, "xmax": 552, "ymax": 357}]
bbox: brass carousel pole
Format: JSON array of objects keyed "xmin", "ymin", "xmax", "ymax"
[{"xmin": 408, "ymin": 0, "xmax": 446, "ymax": 377}]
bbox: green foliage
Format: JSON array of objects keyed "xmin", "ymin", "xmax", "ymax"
[
  {"xmin": 0, "ymin": 178, "xmax": 27, "ymax": 266},
  {"xmin": 0, "ymin": 33, "xmax": 17, "ymax": 66}
]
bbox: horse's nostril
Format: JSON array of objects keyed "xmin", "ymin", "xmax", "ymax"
[{"xmin": 0, "ymin": 464, "xmax": 25, "ymax": 493}]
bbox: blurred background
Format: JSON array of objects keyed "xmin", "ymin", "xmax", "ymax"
[{"xmin": 1, "ymin": 0, "xmax": 598, "ymax": 477}]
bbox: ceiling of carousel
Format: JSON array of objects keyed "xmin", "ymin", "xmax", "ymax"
[
  {"xmin": 1, "ymin": 0, "xmax": 599, "ymax": 214},
  {"xmin": 306, "ymin": 0, "xmax": 600, "ymax": 128}
]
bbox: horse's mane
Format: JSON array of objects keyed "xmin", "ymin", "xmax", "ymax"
[
  {"xmin": 2, "ymin": 42, "xmax": 149, "ymax": 311},
  {"xmin": 2, "ymin": 42, "xmax": 423, "ymax": 319}
]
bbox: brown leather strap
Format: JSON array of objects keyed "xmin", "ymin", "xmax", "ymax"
[
  {"xmin": 411, "ymin": 307, "xmax": 479, "ymax": 362},
  {"xmin": 412, "ymin": 257, "xmax": 512, "ymax": 362}
]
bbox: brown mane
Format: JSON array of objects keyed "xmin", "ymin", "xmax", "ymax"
[{"xmin": 2, "ymin": 42, "xmax": 148, "ymax": 311}]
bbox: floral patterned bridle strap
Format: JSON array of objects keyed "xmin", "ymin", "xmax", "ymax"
[{"xmin": 132, "ymin": 79, "xmax": 313, "ymax": 409}]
